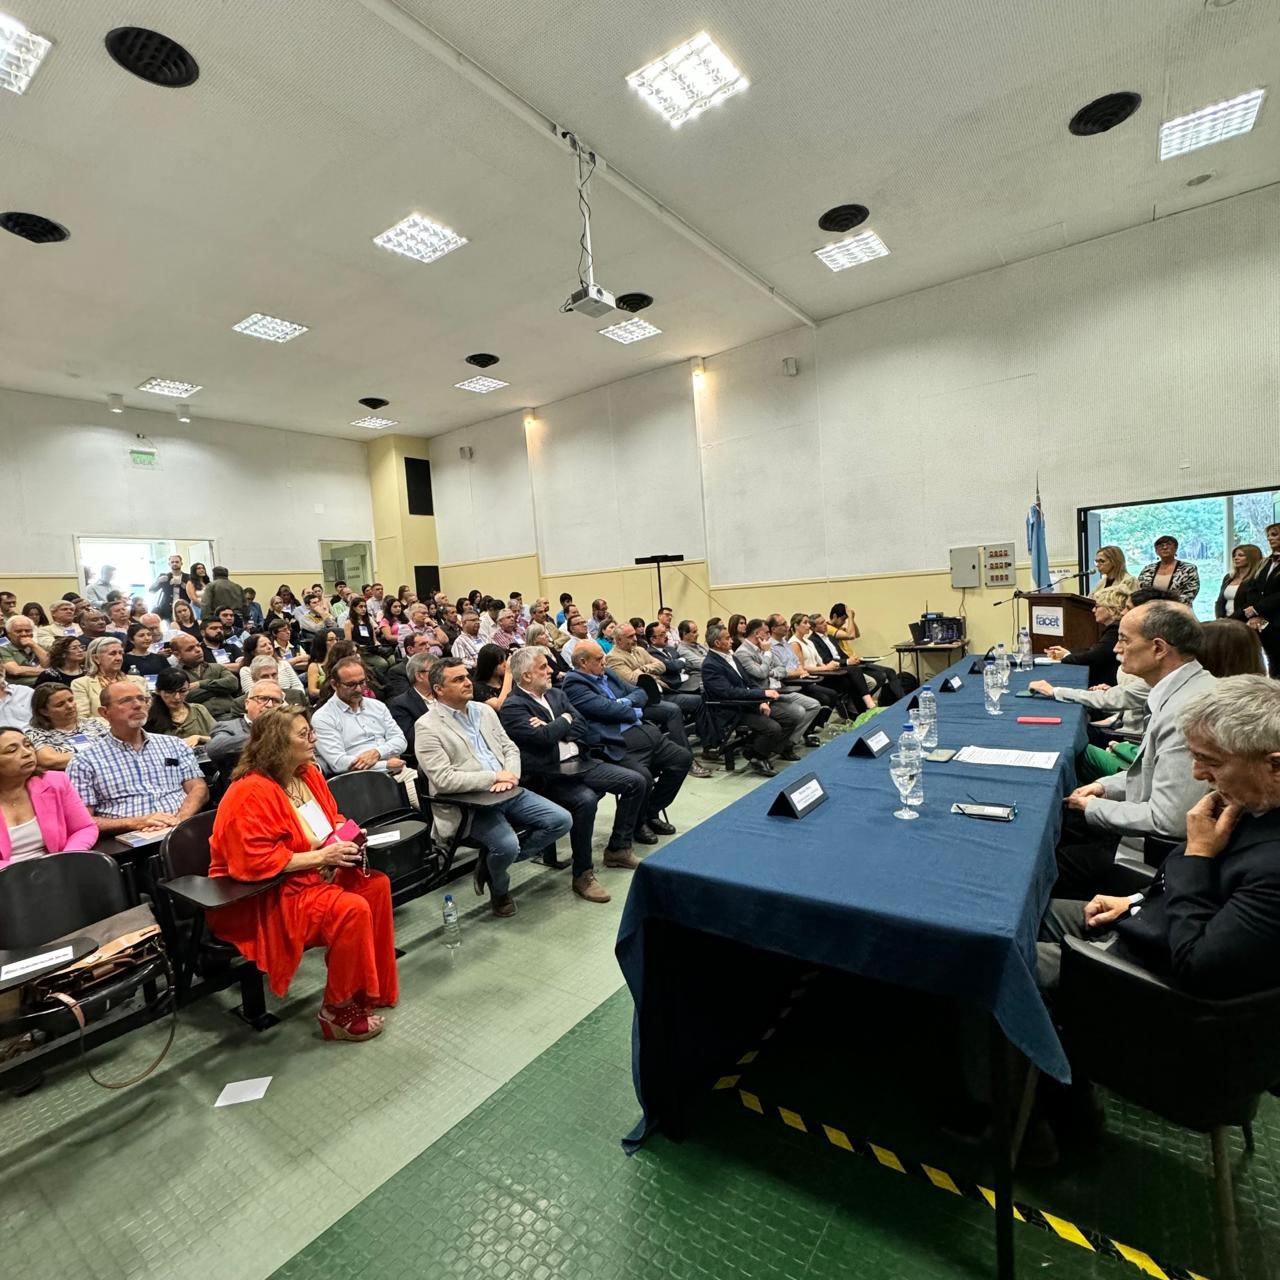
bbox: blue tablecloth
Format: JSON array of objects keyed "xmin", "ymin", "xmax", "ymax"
[{"xmin": 616, "ymin": 658, "xmax": 1090, "ymax": 1141}]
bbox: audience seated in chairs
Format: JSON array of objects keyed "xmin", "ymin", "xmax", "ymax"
[
  {"xmin": 1044, "ymin": 585, "xmax": 1130, "ymax": 686},
  {"xmin": 727, "ymin": 614, "xmax": 749, "ymax": 649},
  {"xmin": 200, "ymin": 617, "xmax": 243, "ymax": 670},
  {"xmin": 701, "ymin": 623, "xmax": 785, "ymax": 776},
  {"xmin": 377, "ymin": 598, "xmax": 409, "ymax": 649},
  {"xmin": 559, "ymin": 613, "xmax": 591, "ymax": 666},
  {"xmin": 763, "ymin": 614, "xmax": 842, "ymax": 720},
  {"xmin": 813, "ymin": 610, "xmax": 905, "ymax": 705},
  {"xmin": 733, "ymin": 618, "xmax": 824, "ymax": 752},
  {"xmin": 388, "ymin": 654, "xmax": 433, "ymax": 765},
  {"xmin": 488, "ymin": 609, "xmax": 523, "ymax": 654},
  {"xmin": 525, "ymin": 623, "xmax": 569, "ymax": 678},
  {"xmin": 170, "ymin": 598, "xmax": 201, "ymax": 641},
  {"xmin": 297, "ymin": 591, "xmax": 340, "ymax": 641},
  {"xmin": 0, "ymin": 672, "xmax": 34, "ymax": 730},
  {"xmin": 562, "ymin": 641, "xmax": 690, "ymax": 839},
  {"xmin": 123, "ymin": 622, "xmax": 169, "ymax": 678},
  {"xmin": 104, "ymin": 599, "xmax": 132, "ymax": 643},
  {"xmin": 35, "ymin": 635, "xmax": 86, "ymax": 689},
  {"xmin": 206, "ymin": 680, "xmax": 287, "ymax": 770},
  {"xmin": 168, "ymin": 633, "xmax": 242, "ymax": 720},
  {"xmin": 145, "ymin": 667, "xmax": 215, "ymax": 749},
  {"xmin": 208, "ymin": 705, "xmax": 398, "ymax": 1042},
  {"xmin": 500, "ymin": 646, "xmax": 651, "ymax": 903},
  {"xmin": 415, "ymin": 658, "xmax": 573, "ymax": 919},
  {"xmin": 1056, "ymin": 602, "xmax": 1215, "ymax": 899},
  {"xmin": 34, "ymin": 599, "xmax": 79, "ymax": 650},
  {"xmin": 67, "ymin": 681, "xmax": 208, "ymax": 835},
  {"xmin": 789, "ymin": 612, "xmax": 876, "ymax": 714},
  {"xmin": 0, "ymin": 726, "xmax": 98, "ymax": 864},
  {"xmin": 306, "ymin": 630, "xmax": 340, "ymax": 700},
  {"xmin": 25, "ymin": 684, "xmax": 109, "ymax": 769},
  {"xmin": 383, "ymin": 632, "xmax": 434, "ymax": 701},
  {"xmin": 449, "ymin": 610, "xmax": 483, "ymax": 670},
  {"xmin": 239, "ymin": 637, "xmax": 305, "ymax": 696},
  {"xmin": 311, "ymin": 657, "xmax": 406, "ymax": 777},
  {"xmin": 0, "ymin": 616, "xmax": 48, "ymax": 687},
  {"xmin": 471, "ymin": 643, "xmax": 514, "ymax": 710},
  {"xmin": 641, "ymin": 620, "xmax": 704, "ymax": 701},
  {"xmin": 72, "ymin": 636, "xmax": 148, "ymax": 723}
]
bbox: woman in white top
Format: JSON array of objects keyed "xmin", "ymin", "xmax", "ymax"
[
  {"xmin": 788, "ymin": 613, "xmax": 876, "ymax": 714},
  {"xmin": 1090, "ymin": 545, "xmax": 1138, "ymax": 597},
  {"xmin": 239, "ymin": 636, "xmax": 304, "ymax": 695},
  {"xmin": 0, "ymin": 727, "xmax": 98, "ymax": 866},
  {"xmin": 25, "ymin": 684, "xmax": 110, "ymax": 769},
  {"xmin": 1216, "ymin": 543, "xmax": 1263, "ymax": 619}
]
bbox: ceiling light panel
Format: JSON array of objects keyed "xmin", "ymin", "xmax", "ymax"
[
  {"xmin": 1159, "ymin": 89, "xmax": 1265, "ymax": 160},
  {"xmin": 599, "ymin": 318, "xmax": 663, "ymax": 344},
  {"xmin": 351, "ymin": 415, "xmax": 397, "ymax": 429},
  {"xmin": 0, "ymin": 12, "xmax": 52, "ymax": 95},
  {"xmin": 374, "ymin": 213, "xmax": 468, "ymax": 265},
  {"xmin": 233, "ymin": 312, "xmax": 308, "ymax": 343},
  {"xmin": 626, "ymin": 32, "xmax": 748, "ymax": 128},
  {"xmin": 813, "ymin": 230, "xmax": 891, "ymax": 272},
  {"xmin": 455, "ymin": 376, "xmax": 508, "ymax": 394},
  {"xmin": 137, "ymin": 377, "xmax": 202, "ymax": 397}
]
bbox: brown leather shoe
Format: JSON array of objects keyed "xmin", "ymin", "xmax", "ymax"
[
  {"xmin": 490, "ymin": 893, "xmax": 517, "ymax": 918},
  {"xmin": 572, "ymin": 872, "xmax": 612, "ymax": 902},
  {"xmin": 689, "ymin": 761, "xmax": 713, "ymax": 779},
  {"xmin": 603, "ymin": 848, "xmax": 640, "ymax": 869}
]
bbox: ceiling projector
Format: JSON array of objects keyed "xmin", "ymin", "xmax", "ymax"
[{"xmin": 565, "ymin": 283, "xmax": 616, "ymax": 318}]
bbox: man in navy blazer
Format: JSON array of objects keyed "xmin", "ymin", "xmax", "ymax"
[
  {"xmin": 388, "ymin": 652, "xmax": 435, "ymax": 767},
  {"xmin": 562, "ymin": 641, "xmax": 692, "ymax": 835},
  {"xmin": 701, "ymin": 623, "xmax": 785, "ymax": 777}
]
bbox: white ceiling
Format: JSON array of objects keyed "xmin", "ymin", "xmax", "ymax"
[{"xmin": 1, "ymin": 0, "xmax": 1276, "ymax": 442}]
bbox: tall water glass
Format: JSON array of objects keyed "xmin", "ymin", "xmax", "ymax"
[
  {"xmin": 889, "ymin": 751, "xmax": 920, "ymax": 820},
  {"xmin": 983, "ymin": 666, "xmax": 1004, "ymax": 716}
]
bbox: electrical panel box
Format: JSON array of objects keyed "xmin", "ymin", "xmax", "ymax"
[
  {"xmin": 949, "ymin": 546, "xmax": 981, "ymax": 590},
  {"xmin": 982, "ymin": 541, "xmax": 1017, "ymax": 588}
]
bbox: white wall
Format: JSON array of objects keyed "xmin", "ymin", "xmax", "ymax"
[
  {"xmin": 433, "ymin": 185, "xmax": 1280, "ymax": 586},
  {"xmin": 0, "ymin": 388, "xmax": 374, "ymax": 572}
]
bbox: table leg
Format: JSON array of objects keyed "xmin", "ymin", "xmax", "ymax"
[
  {"xmin": 989, "ymin": 1017, "xmax": 1015, "ymax": 1280},
  {"xmin": 640, "ymin": 919, "xmax": 689, "ymax": 1141}
]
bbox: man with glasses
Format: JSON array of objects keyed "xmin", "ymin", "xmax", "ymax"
[
  {"xmin": 206, "ymin": 680, "xmax": 286, "ymax": 769},
  {"xmin": 67, "ymin": 681, "xmax": 208, "ymax": 835},
  {"xmin": 311, "ymin": 657, "xmax": 406, "ymax": 776},
  {"xmin": 416, "ymin": 658, "xmax": 573, "ymax": 919}
]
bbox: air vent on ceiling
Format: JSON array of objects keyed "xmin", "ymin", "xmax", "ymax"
[
  {"xmin": 817, "ymin": 204, "xmax": 869, "ymax": 233},
  {"xmin": 0, "ymin": 212, "xmax": 69, "ymax": 243},
  {"xmin": 615, "ymin": 292, "xmax": 655, "ymax": 313},
  {"xmin": 1068, "ymin": 91, "xmax": 1141, "ymax": 136},
  {"xmin": 104, "ymin": 28, "xmax": 200, "ymax": 88},
  {"xmin": 465, "ymin": 353, "xmax": 499, "ymax": 368}
]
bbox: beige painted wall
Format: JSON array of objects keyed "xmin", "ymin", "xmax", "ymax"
[
  {"xmin": 439, "ymin": 555, "xmax": 542, "ymax": 607},
  {"xmin": 367, "ymin": 434, "xmax": 438, "ymax": 591}
]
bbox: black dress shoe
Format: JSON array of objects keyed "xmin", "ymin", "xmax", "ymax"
[
  {"xmin": 803, "ymin": 734, "xmax": 821, "ymax": 747},
  {"xmin": 647, "ymin": 818, "xmax": 677, "ymax": 836},
  {"xmin": 633, "ymin": 825, "xmax": 660, "ymax": 845},
  {"xmin": 748, "ymin": 757, "xmax": 778, "ymax": 777},
  {"xmin": 778, "ymin": 748, "xmax": 800, "ymax": 761}
]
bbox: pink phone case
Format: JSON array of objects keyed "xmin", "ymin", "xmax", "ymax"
[{"xmin": 1017, "ymin": 715, "xmax": 1062, "ymax": 725}]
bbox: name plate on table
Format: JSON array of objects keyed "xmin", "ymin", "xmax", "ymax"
[
  {"xmin": 939, "ymin": 675, "xmax": 963, "ymax": 692},
  {"xmin": 849, "ymin": 728, "xmax": 892, "ymax": 758},
  {"xmin": 766, "ymin": 772, "xmax": 828, "ymax": 819}
]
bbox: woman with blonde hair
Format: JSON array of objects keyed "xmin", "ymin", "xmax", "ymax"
[
  {"xmin": 208, "ymin": 705, "xmax": 398, "ymax": 1041},
  {"xmin": 1045, "ymin": 584, "xmax": 1129, "ymax": 685},
  {"xmin": 1091, "ymin": 545, "xmax": 1136, "ymax": 595},
  {"xmin": 1215, "ymin": 543, "xmax": 1263, "ymax": 619},
  {"xmin": 70, "ymin": 636, "xmax": 148, "ymax": 722}
]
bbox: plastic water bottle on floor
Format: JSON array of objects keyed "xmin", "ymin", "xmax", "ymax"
[
  {"xmin": 1017, "ymin": 626, "xmax": 1032, "ymax": 671},
  {"xmin": 917, "ymin": 687, "xmax": 938, "ymax": 748},
  {"xmin": 442, "ymin": 894, "xmax": 461, "ymax": 949}
]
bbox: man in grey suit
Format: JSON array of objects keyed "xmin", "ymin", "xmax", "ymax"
[
  {"xmin": 415, "ymin": 657, "xmax": 572, "ymax": 918},
  {"xmin": 1056, "ymin": 602, "xmax": 1214, "ymax": 897},
  {"xmin": 734, "ymin": 618, "xmax": 824, "ymax": 755},
  {"xmin": 205, "ymin": 680, "xmax": 285, "ymax": 769}
]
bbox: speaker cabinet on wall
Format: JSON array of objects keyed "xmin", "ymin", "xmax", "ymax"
[{"xmin": 404, "ymin": 457, "xmax": 434, "ymax": 516}]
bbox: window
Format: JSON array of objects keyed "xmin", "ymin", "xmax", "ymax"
[{"xmin": 1078, "ymin": 486, "xmax": 1280, "ymax": 620}]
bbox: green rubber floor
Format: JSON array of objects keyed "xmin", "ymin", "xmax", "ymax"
[{"xmin": 271, "ymin": 981, "xmax": 1280, "ymax": 1280}]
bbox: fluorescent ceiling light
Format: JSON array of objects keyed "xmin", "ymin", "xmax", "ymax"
[
  {"xmin": 455, "ymin": 376, "xmax": 508, "ymax": 394},
  {"xmin": 137, "ymin": 377, "xmax": 202, "ymax": 397},
  {"xmin": 0, "ymin": 12, "xmax": 52, "ymax": 96},
  {"xmin": 374, "ymin": 212, "xmax": 468, "ymax": 265},
  {"xmin": 599, "ymin": 318, "xmax": 663, "ymax": 344},
  {"xmin": 813, "ymin": 230, "xmax": 891, "ymax": 272},
  {"xmin": 351, "ymin": 415, "xmax": 397, "ymax": 430},
  {"xmin": 233, "ymin": 312, "xmax": 309, "ymax": 343},
  {"xmin": 626, "ymin": 31, "xmax": 748, "ymax": 128},
  {"xmin": 1159, "ymin": 89, "xmax": 1265, "ymax": 159}
]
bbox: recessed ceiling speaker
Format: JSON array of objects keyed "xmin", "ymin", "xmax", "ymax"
[
  {"xmin": 105, "ymin": 28, "xmax": 200, "ymax": 88},
  {"xmin": 1068, "ymin": 91, "xmax": 1142, "ymax": 136},
  {"xmin": 358, "ymin": 396, "xmax": 389, "ymax": 410},
  {"xmin": 615, "ymin": 292, "xmax": 655, "ymax": 313},
  {"xmin": 0, "ymin": 212, "xmax": 69, "ymax": 243},
  {"xmin": 817, "ymin": 204, "xmax": 869, "ymax": 233},
  {"xmin": 465, "ymin": 353, "xmax": 499, "ymax": 368}
]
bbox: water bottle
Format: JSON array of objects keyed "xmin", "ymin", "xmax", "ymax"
[
  {"xmin": 441, "ymin": 893, "xmax": 461, "ymax": 949},
  {"xmin": 897, "ymin": 721, "xmax": 922, "ymax": 763},
  {"xmin": 917, "ymin": 687, "xmax": 938, "ymax": 748},
  {"xmin": 1017, "ymin": 626, "xmax": 1032, "ymax": 671},
  {"xmin": 994, "ymin": 642, "xmax": 1010, "ymax": 690}
]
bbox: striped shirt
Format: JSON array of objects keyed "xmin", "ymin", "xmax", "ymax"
[{"xmin": 68, "ymin": 730, "xmax": 202, "ymax": 818}]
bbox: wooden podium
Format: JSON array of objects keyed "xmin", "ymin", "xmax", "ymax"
[{"xmin": 1024, "ymin": 592, "xmax": 1100, "ymax": 654}]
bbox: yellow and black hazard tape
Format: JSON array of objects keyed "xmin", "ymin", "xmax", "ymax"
[{"xmin": 711, "ymin": 1081, "xmax": 1212, "ymax": 1280}]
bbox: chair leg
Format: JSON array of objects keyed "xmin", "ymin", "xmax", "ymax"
[
  {"xmin": 232, "ymin": 968, "xmax": 280, "ymax": 1032},
  {"xmin": 1210, "ymin": 1127, "xmax": 1241, "ymax": 1280},
  {"xmin": 1242, "ymin": 1121, "xmax": 1255, "ymax": 1154}
]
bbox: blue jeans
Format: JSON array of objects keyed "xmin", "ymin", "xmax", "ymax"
[{"xmin": 466, "ymin": 789, "xmax": 573, "ymax": 895}]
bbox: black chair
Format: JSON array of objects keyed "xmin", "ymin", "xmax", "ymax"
[
  {"xmin": 327, "ymin": 770, "xmax": 433, "ymax": 902},
  {"xmin": 0, "ymin": 853, "xmax": 172, "ymax": 1081},
  {"xmin": 699, "ymin": 696, "xmax": 756, "ymax": 773},
  {"xmin": 1057, "ymin": 938, "xmax": 1280, "ymax": 1278},
  {"xmin": 154, "ymin": 812, "xmax": 280, "ymax": 1030}
]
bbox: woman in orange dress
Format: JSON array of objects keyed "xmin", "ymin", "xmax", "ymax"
[{"xmin": 209, "ymin": 705, "xmax": 398, "ymax": 1041}]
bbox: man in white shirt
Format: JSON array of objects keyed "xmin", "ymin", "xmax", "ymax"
[
  {"xmin": 311, "ymin": 657, "xmax": 407, "ymax": 775},
  {"xmin": 477, "ymin": 598, "xmax": 503, "ymax": 642},
  {"xmin": 561, "ymin": 614, "xmax": 591, "ymax": 666},
  {"xmin": 36, "ymin": 600, "xmax": 81, "ymax": 650},
  {"xmin": 0, "ymin": 673, "xmax": 34, "ymax": 728}
]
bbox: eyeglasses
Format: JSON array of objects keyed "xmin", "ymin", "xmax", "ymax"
[
  {"xmin": 335, "ymin": 678, "xmax": 365, "ymax": 689},
  {"xmin": 248, "ymin": 694, "xmax": 285, "ymax": 706}
]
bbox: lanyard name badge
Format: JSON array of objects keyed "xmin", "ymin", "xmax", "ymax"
[{"xmin": 296, "ymin": 797, "xmax": 333, "ymax": 842}]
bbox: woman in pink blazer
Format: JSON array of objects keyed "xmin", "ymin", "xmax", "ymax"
[{"xmin": 0, "ymin": 728, "xmax": 99, "ymax": 866}]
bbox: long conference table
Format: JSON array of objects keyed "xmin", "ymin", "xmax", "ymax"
[{"xmin": 615, "ymin": 656, "xmax": 1090, "ymax": 1280}]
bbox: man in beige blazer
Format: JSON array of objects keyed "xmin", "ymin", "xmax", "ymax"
[{"xmin": 415, "ymin": 657, "xmax": 572, "ymax": 918}]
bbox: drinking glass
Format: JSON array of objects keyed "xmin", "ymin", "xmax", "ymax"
[
  {"xmin": 983, "ymin": 667, "xmax": 1004, "ymax": 716},
  {"xmin": 889, "ymin": 751, "xmax": 920, "ymax": 820}
]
